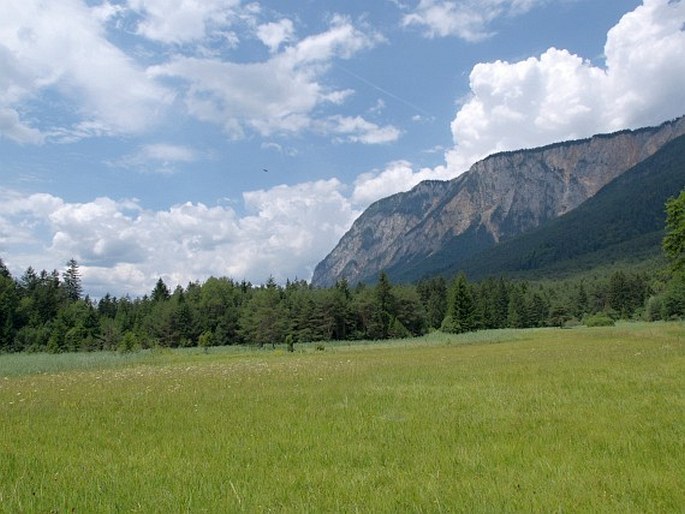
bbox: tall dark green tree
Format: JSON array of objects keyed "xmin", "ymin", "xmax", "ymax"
[
  {"xmin": 330, "ymin": 279, "xmax": 355, "ymax": 340},
  {"xmin": 663, "ymin": 188, "xmax": 685, "ymax": 272},
  {"xmin": 239, "ymin": 278, "xmax": 290, "ymax": 347},
  {"xmin": 507, "ymin": 283, "xmax": 529, "ymax": 329},
  {"xmin": 417, "ymin": 276, "xmax": 447, "ymax": 330},
  {"xmin": 62, "ymin": 258, "xmax": 82, "ymax": 302},
  {"xmin": 370, "ymin": 272, "xmax": 395, "ymax": 339},
  {"xmin": 442, "ymin": 273, "xmax": 476, "ymax": 334},
  {"xmin": 0, "ymin": 259, "xmax": 18, "ymax": 350},
  {"xmin": 660, "ymin": 189, "xmax": 685, "ymax": 318},
  {"xmin": 151, "ymin": 278, "xmax": 171, "ymax": 303}
]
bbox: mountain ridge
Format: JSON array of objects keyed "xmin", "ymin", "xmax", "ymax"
[{"xmin": 312, "ymin": 116, "xmax": 685, "ymax": 287}]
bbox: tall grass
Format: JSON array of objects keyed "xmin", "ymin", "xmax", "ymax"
[{"xmin": 1, "ymin": 322, "xmax": 683, "ymax": 512}]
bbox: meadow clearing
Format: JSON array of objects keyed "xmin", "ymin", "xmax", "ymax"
[{"xmin": 1, "ymin": 322, "xmax": 683, "ymax": 512}]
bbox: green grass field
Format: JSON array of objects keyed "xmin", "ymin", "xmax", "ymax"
[{"xmin": 1, "ymin": 322, "xmax": 683, "ymax": 512}]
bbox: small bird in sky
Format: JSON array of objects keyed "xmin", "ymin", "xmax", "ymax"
[{"xmin": 262, "ymin": 168, "xmax": 269, "ymax": 172}]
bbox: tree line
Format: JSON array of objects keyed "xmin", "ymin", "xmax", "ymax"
[
  {"xmin": 1, "ymin": 188, "xmax": 683, "ymax": 353},
  {"xmin": 0, "ymin": 259, "xmax": 680, "ymax": 354}
]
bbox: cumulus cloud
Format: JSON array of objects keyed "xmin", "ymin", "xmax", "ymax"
[
  {"xmin": 444, "ymin": 0, "xmax": 685, "ymax": 173},
  {"xmin": 402, "ymin": 0, "xmax": 547, "ymax": 41},
  {"xmin": 351, "ymin": 160, "xmax": 453, "ymax": 205},
  {"xmin": 0, "ymin": 180, "xmax": 360, "ymax": 298}
]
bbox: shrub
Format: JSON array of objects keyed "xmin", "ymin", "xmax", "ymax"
[
  {"xmin": 584, "ymin": 313, "xmax": 615, "ymax": 327},
  {"xmin": 285, "ymin": 334, "xmax": 294, "ymax": 353},
  {"xmin": 561, "ymin": 317, "xmax": 582, "ymax": 329},
  {"xmin": 117, "ymin": 332, "xmax": 140, "ymax": 353}
]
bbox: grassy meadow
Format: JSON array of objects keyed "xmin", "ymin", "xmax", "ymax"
[{"xmin": 1, "ymin": 322, "xmax": 683, "ymax": 512}]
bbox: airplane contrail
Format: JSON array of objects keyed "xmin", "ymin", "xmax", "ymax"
[{"xmin": 336, "ymin": 64, "xmax": 434, "ymax": 119}]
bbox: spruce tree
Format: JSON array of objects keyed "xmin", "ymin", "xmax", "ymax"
[
  {"xmin": 62, "ymin": 258, "xmax": 82, "ymax": 302},
  {"xmin": 443, "ymin": 273, "xmax": 476, "ymax": 334}
]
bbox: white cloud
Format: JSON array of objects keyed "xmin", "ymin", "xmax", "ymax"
[
  {"xmin": 0, "ymin": 180, "xmax": 360, "ymax": 297},
  {"xmin": 149, "ymin": 15, "xmax": 384, "ymax": 140},
  {"xmin": 351, "ymin": 160, "xmax": 453, "ymax": 205},
  {"xmin": 127, "ymin": 0, "xmax": 242, "ymax": 44},
  {"xmin": 0, "ymin": 107, "xmax": 44, "ymax": 144},
  {"xmin": 322, "ymin": 115, "xmax": 402, "ymax": 144},
  {"xmin": 0, "ymin": 3, "xmax": 388, "ymax": 146},
  {"xmin": 257, "ymin": 19, "xmax": 295, "ymax": 52},
  {"xmin": 111, "ymin": 143, "xmax": 200, "ymax": 174},
  {"xmin": 402, "ymin": 0, "xmax": 547, "ymax": 41},
  {"xmin": 444, "ymin": 0, "xmax": 685, "ymax": 174},
  {"xmin": 0, "ymin": 0, "xmax": 173, "ymax": 142}
]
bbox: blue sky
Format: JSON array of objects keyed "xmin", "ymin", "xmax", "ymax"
[{"xmin": 1, "ymin": 0, "xmax": 684, "ymax": 298}]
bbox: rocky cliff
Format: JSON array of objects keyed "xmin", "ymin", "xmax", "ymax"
[{"xmin": 312, "ymin": 117, "xmax": 685, "ymax": 287}]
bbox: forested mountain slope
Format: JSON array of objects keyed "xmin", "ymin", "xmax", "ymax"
[
  {"xmin": 457, "ymin": 133, "xmax": 685, "ymax": 280},
  {"xmin": 312, "ymin": 116, "xmax": 685, "ymax": 286}
]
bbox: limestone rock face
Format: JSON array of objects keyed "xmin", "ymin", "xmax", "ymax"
[{"xmin": 311, "ymin": 117, "xmax": 685, "ymax": 287}]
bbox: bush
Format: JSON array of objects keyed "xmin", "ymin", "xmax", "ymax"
[
  {"xmin": 584, "ymin": 313, "xmax": 615, "ymax": 327},
  {"xmin": 117, "ymin": 332, "xmax": 140, "ymax": 353},
  {"xmin": 561, "ymin": 317, "xmax": 582, "ymax": 329},
  {"xmin": 285, "ymin": 334, "xmax": 294, "ymax": 353}
]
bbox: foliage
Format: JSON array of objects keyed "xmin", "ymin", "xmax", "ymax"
[
  {"xmin": 663, "ymin": 188, "xmax": 685, "ymax": 272},
  {"xmin": 584, "ymin": 313, "xmax": 615, "ymax": 327},
  {"xmin": 0, "ymin": 256, "xmax": 665, "ymax": 353}
]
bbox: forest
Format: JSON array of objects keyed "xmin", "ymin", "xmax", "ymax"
[
  {"xmin": 1, "ymin": 189, "xmax": 683, "ymax": 354},
  {"xmin": 0, "ymin": 257, "xmax": 682, "ymax": 354}
]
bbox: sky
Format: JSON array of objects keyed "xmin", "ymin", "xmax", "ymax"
[{"xmin": 1, "ymin": 0, "xmax": 684, "ymax": 298}]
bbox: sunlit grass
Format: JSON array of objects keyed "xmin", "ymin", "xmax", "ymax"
[{"xmin": 1, "ymin": 322, "xmax": 683, "ymax": 512}]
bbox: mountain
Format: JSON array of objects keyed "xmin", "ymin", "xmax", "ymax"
[
  {"xmin": 459, "ymin": 132, "xmax": 685, "ymax": 280},
  {"xmin": 312, "ymin": 117, "xmax": 685, "ymax": 287}
]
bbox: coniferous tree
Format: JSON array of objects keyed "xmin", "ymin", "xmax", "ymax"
[
  {"xmin": 663, "ymin": 189, "xmax": 685, "ymax": 272},
  {"xmin": 62, "ymin": 258, "xmax": 82, "ymax": 302},
  {"xmin": 151, "ymin": 278, "xmax": 171, "ymax": 303},
  {"xmin": 331, "ymin": 279, "xmax": 354, "ymax": 340},
  {"xmin": 507, "ymin": 284, "xmax": 528, "ymax": 328},
  {"xmin": 417, "ymin": 276, "xmax": 447, "ymax": 330},
  {"xmin": 0, "ymin": 261, "xmax": 18, "ymax": 350},
  {"xmin": 574, "ymin": 281, "xmax": 589, "ymax": 318},
  {"xmin": 370, "ymin": 272, "xmax": 395, "ymax": 339},
  {"xmin": 239, "ymin": 278, "xmax": 290, "ymax": 347},
  {"xmin": 442, "ymin": 273, "xmax": 476, "ymax": 333}
]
